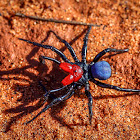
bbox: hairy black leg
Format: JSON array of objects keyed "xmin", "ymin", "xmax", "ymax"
[
  {"xmin": 39, "ymin": 81, "xmax": 69, "ymax": 102},
  {"xmin": 93, "ymin": 48, "xmax": 129, "ymax": 63},
  {"xmin": 63, "ymin": 90, "xmax": 75, "ymax": 101},
  {"xmin": 62, "ymin": 83, "xmax": 77, "ymax": 101},
  {"xmin": 91, "ymin": 79, "xmax": 140, "ymax": 92},
  {"xmin": 57, "ymin": 84, "xmax": 76, "ymax": 102},
  {"xmin": 19, "ymin": 38, "xmax": 71, "ymax": 63},
  {"xmin": 85, "ymin": 83, "xmax": 93, "ymax": 124},
  {"xmin": 43, "ymin": 85, "xmax": 69, "ymax": 102},
  {"xmin": 25, "ymin": 84, "xmax": 75, "ymax": 124},
  {"xmin": 82, "ymin": 26, "xmax": 92, "ymax": 64},
  {"xmin": 39, "ymin": 55, "xmax": 60, "ymax": 64},
  {"xmin": 42, "ymin": 30, "xmax": 79, "ymax": 63}
]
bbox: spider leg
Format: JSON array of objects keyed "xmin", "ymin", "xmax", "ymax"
[
  {"xmin": 18, "ymin": 38, "xmax": 71, "ymax": 63},
  {"xmin": 25, "ymin": 84, "xmax": 75, "ymax": 124},
  {"xmin": 39, "ymin": 81, "xmax": 56, "ymax": 100},
  {"xmin": 43, "ymin": 85, "xmax": 69, "ymax": 103},
  {"xmin": 39, "ymin": 55, "xmax": 60, "ymax": 64},
  {"xmin": 63, "ymin": 90, "xmax": 75, "ymax": 101},
  {"xmin": 93, "ymin": 48, "xmax": 129, "ymax": 63},
  {"xmin": 42, "ymin": 30, "xmax": 79, "ymax": 63},
  {"xmin": 82, "ymin": 26, "xmax": 92, "ymax": 63},
  {"xmin": 39, "ymin": 81, "xmax": 69, "ymax": 102},
  {"xmin": 91, "ymin": 79, "xmax": 140, "ymax": 92},
  {"xmin": 85, "ymin": 83, "xmax": 93, "ymax": 124},
  {"xmin": 63, "ymin": 83, "xmax": 77, "ymax": 101}
]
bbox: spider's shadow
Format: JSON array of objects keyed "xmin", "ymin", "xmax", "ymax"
[{"xmin": 1, "ymin": 27, "xmax": 88, "ymax": 132}]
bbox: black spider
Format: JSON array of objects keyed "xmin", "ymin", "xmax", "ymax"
[{"xmin": 19, "ymin": 26, "xmax": 140, "ymax": 124}]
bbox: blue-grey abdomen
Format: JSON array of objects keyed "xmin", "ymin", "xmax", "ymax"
[{"xmin": 91, "ymin": 61, "xmax": 111, "ymax": 80}]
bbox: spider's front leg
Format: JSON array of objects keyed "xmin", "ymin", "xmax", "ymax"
[
  {"xmin": 39, "ymin": 81, "xmax": 69, "ymax": 102},
  {"xmin": 41, "ymin": 30, "xmax": 79, "ymax": 63},
  {"xmin": 25, "ymin": 84, "xmax": 76, "ymax": 124},
  {"xmin": 18, "ymin": 38, "xmax": 71, "ymax": 63},
  {"xmin": 39, "ymin": 55, "xmax": 60, "ymax": 64}
]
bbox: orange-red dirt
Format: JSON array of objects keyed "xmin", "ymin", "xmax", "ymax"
[{"xmin": 0, "ymin": 0, "xmax": 140, "ymax": 139}]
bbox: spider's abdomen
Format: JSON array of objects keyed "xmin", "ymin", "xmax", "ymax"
[
  {"xmin": 60, "ymin": 62, "xmax": 83, "ymax": 86},
  {"xmin": 91, "ymin": 61, "xmax": 111, "ymax": 80}
]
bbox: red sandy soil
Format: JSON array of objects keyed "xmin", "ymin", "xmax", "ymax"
[{"xmin": 0, "ymin": 0, "xmax": 140, "ymax": 139}]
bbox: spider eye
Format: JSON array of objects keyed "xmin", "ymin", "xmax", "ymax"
[{"xmin": 91, "ymin": 61, "xmax": 111, "ymax": 80}]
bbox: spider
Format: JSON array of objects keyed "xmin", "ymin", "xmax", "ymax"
[{"xmin": 19, "ymin": 26, "xmax": 140, "ymax": 124}]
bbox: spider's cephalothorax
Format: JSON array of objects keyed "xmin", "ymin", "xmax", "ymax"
[
  {"xmin": 59, "ymin": 62, "xmax": 84, "ymax": 86},
  {"xmin": 19, "ymin": 26, "xmax": 140, "ymax": 124}
]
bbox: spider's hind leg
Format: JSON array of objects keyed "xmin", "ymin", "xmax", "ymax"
[
  {"xmin": 93, "ymin": 48, "xmax": 129, "ymax": 63},
  {"xmin": 92, "ymin": 79, "xmax": 140, "ymax": 92},
  {"xmin": 82, "ymin": 26, "xmax": 92, "ymax": 63},
  {"xmin": 85, "ymin": 83, "xmax": 93, "ymax": 124}
]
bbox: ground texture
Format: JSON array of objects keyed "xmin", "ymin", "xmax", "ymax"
[{"xmin": 0, "ymin": 0, "xmax": 140, "ymax": 139}]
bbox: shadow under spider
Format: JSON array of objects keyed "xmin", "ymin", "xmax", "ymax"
[{"xmin": 0, "ymin": 27, "xmax": 88, "ymax": 132}]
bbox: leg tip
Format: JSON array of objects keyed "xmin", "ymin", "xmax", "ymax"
[{"xmin": 125, "ymin": 48, "xmax": 129, "ymax": 52}]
